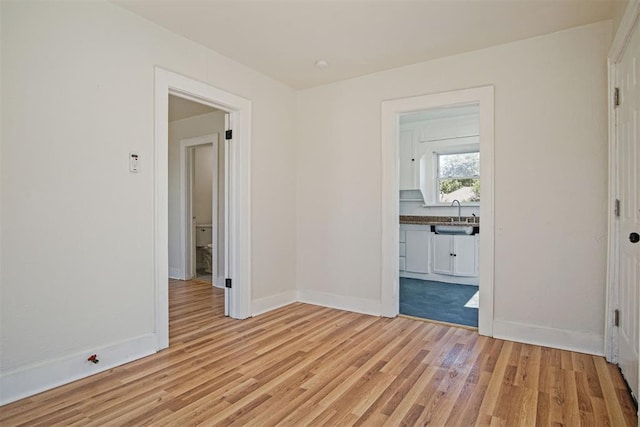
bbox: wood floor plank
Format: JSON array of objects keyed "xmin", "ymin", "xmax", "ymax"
[{"xmin": 0, "ymin": 279, "xmax": 636, "ymax": 426}]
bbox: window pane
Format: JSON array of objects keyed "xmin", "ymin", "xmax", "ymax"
[
  {"xmin": 438, "ymin": 152, "xmax": 479, "ymax": 178},
  {"xmin": 439, "ymin": 178, "xmax": 480, "ymax": 203}
]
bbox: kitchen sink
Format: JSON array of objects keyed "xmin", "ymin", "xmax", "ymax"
[{"xmin": 433, "ymin": 224, "xmax": 476, "ymax": 235}]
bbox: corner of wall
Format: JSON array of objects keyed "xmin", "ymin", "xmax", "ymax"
[{"xmin": 252, "ymin": 290, "xmax": 299, "ymax": 317}]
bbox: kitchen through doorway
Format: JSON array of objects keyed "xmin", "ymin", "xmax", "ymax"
[
  {"xmin": 398, "ymin": 103, "xmax": 480, "ymax": 328},
  {"xmin": 380, "ymin": 85, "xmax": 495, "ymax": 336}
]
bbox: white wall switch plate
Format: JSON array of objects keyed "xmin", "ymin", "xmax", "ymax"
[{"xmin": 129, "ymin": 152, "xmax": 140, "ymax": 173}]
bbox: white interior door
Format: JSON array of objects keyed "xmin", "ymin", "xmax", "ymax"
[
  {"xmin": 224, "ymin": 113, "xmax": 231, "ymax": 317},
  {"xmin": 615, "ymin": 17, "xmax": 640, "ymax": 401}
]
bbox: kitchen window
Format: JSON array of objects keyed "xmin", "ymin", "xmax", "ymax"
[{"xmin": 437, "ymin": 151, "xmax": 479, "ymax": 203}]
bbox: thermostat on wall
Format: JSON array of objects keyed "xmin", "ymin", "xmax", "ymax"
[{"xmin": 129, "ymin": 152, "xmax": 140, "ymax": 173}]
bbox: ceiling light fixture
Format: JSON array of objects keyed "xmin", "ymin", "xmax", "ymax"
[{"xmin": 314, "ymin": 59, "xmax": 329, "ymax": 69}]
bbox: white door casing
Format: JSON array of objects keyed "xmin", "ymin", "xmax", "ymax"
[
  {"xmin": 381, "ymin": 86, "xmax": 494, "ymax": 336},
  {"xmin": 224, "ymin": 113, "xmax": 231, "ymax": 317},
  {"xmin": 154, "ymin": 68, "xmax": 252, "ymax": 350}
]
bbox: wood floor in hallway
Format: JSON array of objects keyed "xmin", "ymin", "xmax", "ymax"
[{"xmin": 0, "ymin": 279, "xmax": 637, "ymax": 426}]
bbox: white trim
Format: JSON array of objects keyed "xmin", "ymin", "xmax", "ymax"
[
  {"xmin": 178, "ymin": 133, "xmax": 219, "ymax": 281},
  {"xmin": 168, "ymin": 267, "xmax": 182, "ymax": 279},
  {"xmin": 605, "ymin": 58, "xmax": 619, "ymax": 363},
  {"xmin": 493, "ymin": 320, "xmax": 604, "ymax": 356},
  {"xmin": 298, "ymin": 290, "xmax": 382, "ymax": 317},
  {"xmin": 609, "ymin": 0, "xmax": 640, "ymax": 60},
  {"xmin": 0, "ymin": 334, "xmax": 156, "ymax": 406},
  {"xmin": 400, "ymin": 271, "xmax": 479, "ymax": 286},
  {"xmin": 252, "ymin": 291, "xmax": 299, "ymax": 316},
  {"xmin": 155, "ymin": 68, "xmax": 252, "ymax": 351},
  {"xmin": 381, "ymin": 86, "xmax": 495, "ymax": 337}
]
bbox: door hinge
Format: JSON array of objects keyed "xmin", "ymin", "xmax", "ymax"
[
  {"xmin": 614, "ymin": 87, "xmax": 620, "ymax": 107},
  {"xmin": 225, "ymin": 278, "xmax": 232, "ymax": 288},
  {"xmin": 614, "ymin": 309, "xmax": 620, "ymax": 327},
  {"xmin": 615, "ymin": 199, "xmax": 620, "ymax": 218},
  {"xmin": 225, "ymin": 129, "xmax": 233, "ymax": 140}
]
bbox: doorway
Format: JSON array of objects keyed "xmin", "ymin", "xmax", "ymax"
[
  {"xmin": 191, "ymin": 142, "xmax": 218, "ymax": 284},
  {"xmin": 154, "ymin": 68, "xmax": 253, "ymax": 351},
  {"xmin": 168, "ymin": 93, "xmax": 224, "ymax": 287},
  {"xmin": 180, "ymin": 135, "xmax": 220, "ymax": 284},
  {"xmin": 381, "ymin": 86, "xmax": 494, "ymax": 336},
  {"xmin": 398, "ymin": 103, "xmax": 480, "ymax": 328}
]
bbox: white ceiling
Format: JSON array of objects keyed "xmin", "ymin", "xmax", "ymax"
[
  {"xmin": 114, "ymin": 0, "xmax": 615, "ymax": 90},
  {"xmin": 169, "ymin": 95, "xmax": 216, "ymax": 121}
]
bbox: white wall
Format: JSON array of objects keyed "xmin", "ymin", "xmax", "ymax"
[
  {"xmin": 1, "ymin": 0, "xmax": 296, "ymax": 402},
  {"xmin": 194, "ymin": 144, "xmax": 214, "ymax": 225},
  {"xmin": 296, "ymin": 21, "xmax": 612, "ymax": 353},
  {"xmin": 167, "ymin": 111, "xmax": 225, "ymax": 278}
]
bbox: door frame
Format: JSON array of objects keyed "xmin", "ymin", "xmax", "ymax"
[
  {"xmin": 605, "ymin": 0, "xmax": 640, "ymax": 364},
  {"xmin": 380, "ymin": 86, "xmax": 495, "ymax": 336},
  {"xmin": 179, "ymin": 134, "xmax": 219, "ymax": 283},
  {"xmin": 154, "ymin": 68, "xmax": 252, "ymax": 350}
]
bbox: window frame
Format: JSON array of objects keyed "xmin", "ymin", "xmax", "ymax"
[
  {"xmin": 436, "ymin": 150, "xmax": 480, "ymax": 205},
  {"xmin": 419, "ymin": 140, "xmax": 479, "ymax": 206}
]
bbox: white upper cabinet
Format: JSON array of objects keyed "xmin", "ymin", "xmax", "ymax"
[{"xmin": 399, "ymin": 129, "xmax": 417, "ymax": 190}]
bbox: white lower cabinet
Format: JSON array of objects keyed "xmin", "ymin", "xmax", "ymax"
[
  {"xmin": 405, "ymin": 229, "xmax": 430, "ymax": 273},
  {"xmin": 431, "ymin": 234, "xmax": 478, "ymax": 277}
]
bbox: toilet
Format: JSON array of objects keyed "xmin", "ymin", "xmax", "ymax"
[{"xmin": 195, "ymin": 225, "xmax": 213, "ymax": 274}]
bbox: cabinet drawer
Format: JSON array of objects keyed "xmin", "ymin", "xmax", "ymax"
[
  {"xmin": 399, "ymin": 230, "xmax": 406, "ymax": 243},
  {"xmin": 399, "ymin": 257, "xmax": 406, "ymax": 271},
  {"xmin": 399, "ymin": 242, "xmax": 406, "ymax": 257}
]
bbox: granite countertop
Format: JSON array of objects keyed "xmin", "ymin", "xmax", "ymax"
[{"xmin": 400, "ymin": 215, "xmax": 480, "ymax": 226}]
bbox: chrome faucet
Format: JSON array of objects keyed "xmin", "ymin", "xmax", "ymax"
[{"xmin": 451, "ymin": 199, "xmax": 461, "ymax": 223}]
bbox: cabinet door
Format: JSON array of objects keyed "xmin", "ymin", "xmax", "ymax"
[
  {"xmin": 431, "ymin": 234, "xmax": 453, "ymax": 275},
  {"xmin": 405, "ymin": 230, "xmax": 430, "ymax": 273},
  {"xmin": 399, "ymin": 129, "xmax": 416, "ymax": 190},
  {"xmin": 453, "ymin": 235, "xmax": 477, "ymax": 276}
]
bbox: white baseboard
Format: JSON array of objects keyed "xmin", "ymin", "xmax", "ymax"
[
  {"xmin": 400, "ymin": 271, "xmax": 478, "ymax": 286},
  {"xmin": 298, "ymin": 290, "xmax": 381, "ymax": 317},
  {"xmin": 0, "ymin": 334, "xmax": 157, "ymax": 405},
  {"xmin": 168, "ymin": 267, "xmax": 183, "ymax": 280},
  {"xmin": 492, "ymin": 319, "xmax": 604, "ymax": 356},
  {"xmin": 252, "ymin": 290, "xmax": 298, "ymax": 316}
]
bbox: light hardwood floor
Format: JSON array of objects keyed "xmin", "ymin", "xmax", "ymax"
[{"xmin": 1, "ymin": 279, "xmax": 637, "ymax": 426}]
